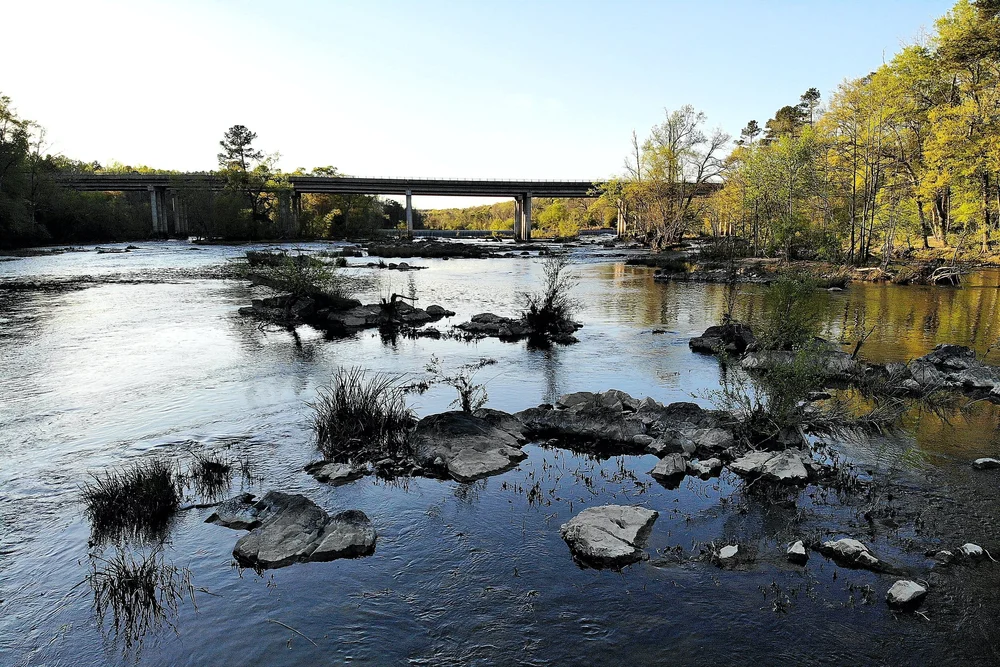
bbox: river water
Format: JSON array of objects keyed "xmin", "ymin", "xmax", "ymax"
[{"xmin": 2, "ymin": 241, "xmax": 999, "ymax": 665}]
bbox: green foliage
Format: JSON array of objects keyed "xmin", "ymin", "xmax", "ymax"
[
  {"xmin": 82, "ymin": 459, "xmax": 181, "ymax": 544},
  {"xmin": 311, "ymin": 368, "xmax": 415, "ymax": 463},
  {"xmin": 752, "ymin": 275, "xmax": 825, "ymax": 350},
  {"xmin": 709, "ymin": 346, "xmax": 826, "ymax": 445},
  {"xmin": 236, "ymin": 250, "xmax": 347, "ymax": 302}
]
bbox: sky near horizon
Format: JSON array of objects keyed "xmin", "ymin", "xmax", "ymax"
[{"xmin": 2, "ymin": 0, "xmax": 955, "ymax": 207}]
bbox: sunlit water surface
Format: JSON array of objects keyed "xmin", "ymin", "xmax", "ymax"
[{"xmin": 2, "ymin": 241, "xmax": 1000, "ymax": 665}]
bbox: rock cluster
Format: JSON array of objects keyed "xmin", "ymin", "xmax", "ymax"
[
  {"xmin": 456, "ymin": 312, "xmax": 583, "ymax": 345},
  {"xmin": 817, "ymin": 538, "xmax": 882, "ymax": 571},
  {"xmin": 211, "ymin": 491, "xmax": 376, "ymax": 570},
  {"xmin": 688, "ymin": 323, "xmax": 756, "ymax": 355}
]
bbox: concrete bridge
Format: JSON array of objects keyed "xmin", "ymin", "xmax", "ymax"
[{"xmin": 56, "ymin": 173, "xmax": 717, "ymax": 240}]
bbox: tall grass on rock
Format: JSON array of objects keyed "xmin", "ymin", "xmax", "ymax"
[
  {"xmin": 312, "ymin": 367, "xmax": 415, "ymax": 463},
  {"xmin": 752, "ymin": 275, "xmax": 826, "ymax": 350},
  {"xmin": 82, "ymin": 459, "xmax": 181, "ymax": 544},
  {"xmin": 521, "ymin": 255, "xmax": 578, "ymax": 343}
]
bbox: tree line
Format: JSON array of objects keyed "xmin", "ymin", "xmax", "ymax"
[{"xmin": 605, "ymin": 0, "xmax": 1000, "ymax": 264}]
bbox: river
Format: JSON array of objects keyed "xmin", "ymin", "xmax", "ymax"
[{"xmin": 2, "ymin": 241, "xmax": 999, "ymax": 665}]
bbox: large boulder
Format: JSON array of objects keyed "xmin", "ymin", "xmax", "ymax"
[
  {"xmin": 689, "ymin": 323, "xmax": 756, "ymax": 355},
  {"xmin": 309, "ymin": 510, "xmax": 377, "ymax": 561},
  {"xmin": 760, "ymin": 450, "xmax": 810, "ymax": 483},
  {"xmin": 560, "ymin": 505, "xmax": 659, "ymax": 568},
  {"xmin": 411, "ymin": 412, "xmax": 526, "ymax": 482},
  {"xmin": 516, "ymin": 404, "xmax": 647, "ymax": 445},
  {"xmin": 650, "ymin": 453, "xmax": 687, "ymax": 484}
]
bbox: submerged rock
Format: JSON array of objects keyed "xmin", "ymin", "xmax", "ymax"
[
  {"xmin": 973, "ymin": 458, "xmax": 1000, "ymax": 470},
  {"xmin": 456, "ymin": 312, "xmax": 582, "ymax": 344},
  {"xmin": 787, "ymin": 540, "xmax": 808, "ymax": 565},
  {"xmin": 560, "ymin": 505, "xmax": 659, "ymax": 568},
  {"xmin": 232, "ymin": 491, "xmax": 375, "ymax": 569},
  {"xmin": 886, "ymin": 580, "xmax": 928, "ymax": 609},
  {"xmin": 818, "ymin": 538, "xmax": 881, "ymax": 571},
  {"xmin": 206, "ymin": 493, "xmax": 260, "ymax": 530},
  {"xmin": 304, "ymin": 461, "xmax": 364, "ymax": 485},
  {"xmin": 411, "ymin": 411, "xmax": 526, "ymax": 482}
]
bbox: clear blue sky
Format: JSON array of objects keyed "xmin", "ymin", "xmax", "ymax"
[{"xmin": 2, "ymin": 0, "xmax": 955, "ymax": 206}]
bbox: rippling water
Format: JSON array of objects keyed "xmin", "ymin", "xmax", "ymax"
[{"xmin": 2, "ymin": 241, "xmax": 1000, "ymax": 665}]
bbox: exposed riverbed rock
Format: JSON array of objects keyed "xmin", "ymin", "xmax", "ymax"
[
  {"xmin": 687, "ymin": 458, "xmax": 723, "ymax": 478},
  {"xmin": 304, "ymin": 461, "xmax": 365, "ymax": 485},
  {"xmin": 741, "ymin": 348, "xmax": 861, "ymax": 380},
  {"xmin": 456, "ymin": 312, "xmax": 583, "ymax": 345},
  {"xmin": 959, "ymin": 543, "xmax": 985, "ymax": 560},
  {"xmin": 728, "ymin": 449, "xmax": 810, "ymax": 483},
  {"xmin": 886, "ymin": 580, "xmax": 928, "ymax": 609},
  {"xmin": 972, "ymin": 458, "xmax": 1000, "ymax": 470},
  {"xmin": 560, "ymin": 505, "xmax": 659, "ymax": 568},
  {"xmin": 650, "ymin": 454, "xmax": 687, "ymax": 485},
  {"xmin": 787, "ymin": 540, "xmax": 808, "ymax": 565},
  {"xmin": 231, "ymin": 491, "xmax": 376, "ymax": 569},
  {"xmin": 411, "ymin": 411, "xmax": 527, "ymax": 482},
  {"xmin": 903, "ymin": 344, "xmax": 1000, "ymax": 397},
  {"xmin": 817, "ymin": 538, "xmax": 882, "ymax": 571},
  {"xmin": 689, "ymin": 323, "xmax": 756, "ymax": 355},
  {"xmin": 206, "ymin": 493, "xmax": 260, "ymax": 530}
]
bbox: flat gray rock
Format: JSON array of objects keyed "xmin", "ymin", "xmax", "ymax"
[
  {"xmin": 761, "ymin": 450, "xmax": 810, "ymax": 483},
  {"xmin": 886, "ymin": 580, "xmax": 927, "ymax": 609},
  {"xmin": 960, "ymin": 543, "xmax": 984, "ymax": 559},
  {"xmin": 305, "ymin": 461, "xmax": 364, "ymax": 485},
  {"xmin": 729, "ymin": 451, "xmax": 775, "ymax": 476},
  {"xmin": 206, "ymin": 493, "xmax": 259, "ymax": 529},
  {"xmin": 651, "ymin": 453, "xmax": 687, "ymax": 482},
  {"xmin": 687, "ymin": 458, "xmax": 723, "ymax": 478},
  {"xmin": 973, "ymin": 458, "xmax": 1000, "ymax": 470},
  {"xmin": 411, "ymin": 411, "xmax": 526, "ymax": 482},
  {"xmin": 310, "ymin": 510, "xmax": 377, "ymax": 560},
  {"xmin": 560, "ymin": 505, "xmax": 658, "ymax": 568}
]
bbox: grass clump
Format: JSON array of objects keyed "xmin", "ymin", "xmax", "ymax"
[
  {"xmin": 82, "ymin": 459, "xmax": 181, "ymax": 544},
  {"xmin": 312, "ymin": 367, "xmax": 415, "ymax": 463},
  {"xmin": 87, "ymin": 548, "xmax": 195, "ymax": 656},
  {"xmin": 189, "ymin": 452, "xmax": 233, "ymax": 500}
]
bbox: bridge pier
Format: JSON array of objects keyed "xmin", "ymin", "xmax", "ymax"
[
  {"xmin": 148, "ymin": 186, "xmax": 168, "ymax": 236},
  {"xmin": 522, "ymin": 194, "xmax": 532, "ymax": 241},
  {"xmin": 171, "ymin": 193, "xmax": 183, "ymax": 236},
  {"xmin": 513, "ymin": 197, "xmax": 523, "ymax": 241},
  {"xmin": 292, "ymin": 192, "xmax": 301, "ymax": 236},
  {"xmin": 616, "ymin": 199, "xmax": 626, "ymax": 237},
  {"xmin": 405, "ymin": 190, "xmax": 413, "ymax": 234}
]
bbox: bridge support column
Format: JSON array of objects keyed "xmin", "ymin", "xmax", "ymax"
[
  {"xmin": 513, "ymin": 197, "xmax": 523, "ymax": 241},
  {"xmin": 292, "ymin": 192, "xmax": 301, "ymax": 236},
  {"xmin": 149, "ymin": 186, "xmax": 168, "ymax": 236},
  {"xmin": 405, "ymin": 190, "xmax": 413, "ymax": 235},
  {"xmin": 148, "ymin": 187, "xmax": 159, "ymax": 235},
  {"xmin": 616, "ymin": 199, "xmax": 626, "ymax": 237},
  {"xmin": 522, "ymin": 194, "xmax": 532, "ymax": 241},
  {"xmin": 171, "ymin": 193, "xmax": 182, "ymax": 236}
]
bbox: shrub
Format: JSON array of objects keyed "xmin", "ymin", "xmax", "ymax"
[
  {"xmin": 752, "ymin": 275, "xmax": 825, "ymax": 350},
  {"xmin": 312, "ymin": 367, "xmax": 415, "ymax": 462},
  {"xmin": 709, "ymin": 346, "xmax": 826, "ymax": 445},
  {"xmin": 521, "ymin": 256, "xmax": 577, "ymax": 341},
  {"xmin": 82, "ymin": 459, "xmax": 181, "ymax": 544}
]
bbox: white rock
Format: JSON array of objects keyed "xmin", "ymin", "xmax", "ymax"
[
  {"xmin": 973, "ymin": 458, "xmax": 1000, "ymax": 470},
  {"xmin": 632, "ymin": 434, "xmax": 654, "ymax": 447},
  {"xmin": 687, "ymin": 458, "xmax": 723, "ymax": 478},
  {"xmin": 718, "ymin": 545, "xmax": 739, "ymax": 560},
  {"xmin": 886, "ymin": 580, "xmax": 927, "ymax": 608},
  {"xmin": 820, "ymin": 538, "xmax": 881, "ymax": 570},
  {"xmin": 560, "ymin": 505, "xmax": 659, "ymax": 567},
  {"xmin": 960, "ymin": 543, "xmax": 984, "ymax": 559},
  {"xmin": 761, "ymin": 450, "xmax": 810, "ymax": 483},
  {"xmin": 729, "ymin": 451, "xmax": 775, "ymax": 476},
  {"xmin": 787, "ymin": 540, "xmax": 808, "ymax": 564}
]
